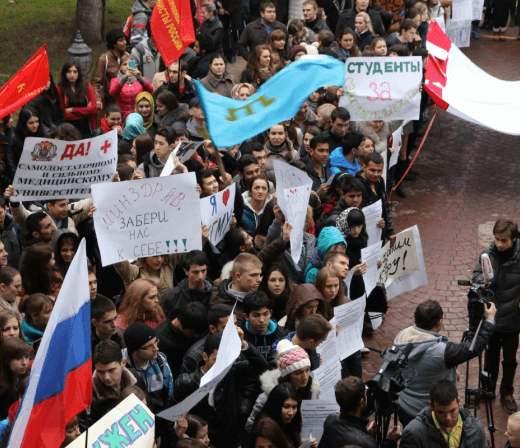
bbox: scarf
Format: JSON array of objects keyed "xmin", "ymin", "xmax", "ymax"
[
  {"xmin": 122, "ymin": 113, "xmax": 146, "ymax": 140},
  {"xmin": 135, "ymin": 92, "xmax": 155, "ymax": 131},
  {"xmin": 21, "ymin": 318, "xmax": 44, "ymax": 345},
  {"xmin": 100, "ymin": 118, "xmax": 124, "ymax": 135},
  {"xmin": 432, "ymin": 411, "xmax": 463, "ymax": 448},
  {"xmin": 265, "ymin": 139, "xmax": 294, "ymax": 161}
]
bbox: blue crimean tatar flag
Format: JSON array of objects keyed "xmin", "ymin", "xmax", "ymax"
[{"xmin": 193, "ymin": 55, "xmax": 346, "ymax": 147}]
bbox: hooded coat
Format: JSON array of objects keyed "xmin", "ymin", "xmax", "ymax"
[
  {"xmin": 242, "ymin": 319, "xmax": 288, "ymax": 360},
  {"xmin": 285, "ymin": 284, "xmax": 327, "ymax": 332},
  {"xmin": 329, "ymin": 147, "xmax": 361, "ymax": 176},
  {"xmin": 304, "ymin": 227, "xmax": 347, "ymax": 283},
  {"xmin": 264, "ymin": 139, "xmax": 299, "ymax": 183},
  {"xmin": 241, "ymin": 191, "xmax": 275, "ymax": 237}
]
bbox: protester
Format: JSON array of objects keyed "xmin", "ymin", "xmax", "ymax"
[
  {"xmin": 135, "ymin": 91, "xmax": 157, "ymax": 136},
  {"xmin": 20, "ymin": 243, "xmax": 55, "ymax": 296},
  {"xmin": 283, "ymin": 283, "xmax": 327, "ymax": 331},
  {"xmin": 0, "ymin": 268, "xmax": 22, "ymax": 317},
  {"xmin": 259, "ymin": 264, "xmax": 294, "ymax": 321},
  {"xmin": 0, "ymin": 309, "xmax": 22, "ymax": 349},
  {"xmin": 129, "ymin": 0, "xmax": 156, "ymax": 47},
  {"xmin": 240, "ymin": 45, "xmax": 273, "ymax": 86},
  {"xmin": 29, "ymin": 75, "xmax": 64, "ymax": 133},
  {"xmin": 20, "ymin": 293, "xmax": 53, "ymax": 346},
  {"xmin": 249, "ymin": 417, "xmax": 291, "ymax": 448},
  {"xmin": 53, "ymin": 232, "xmax": 79, "ymax": 277},
  {"xmin": 200, "ymin": 3, "xmax": 225, "ymax": 53},
  {"xmin": 91, "ymin": 296, "xmax": 125, "ymax": 354},
  {"xmin": 156, "ymin": 91, "xmax": 190, "ymax": 129},
  {"xmin": 200, "ymin": 55, "xmax": 236, "ymax": 97},
  {"xmin": 332, "ymin": 27, "xmax": 360, "ymax": 61}
]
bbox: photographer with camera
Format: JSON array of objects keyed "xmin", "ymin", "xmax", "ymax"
[
  {"xmin": 473, "ymin": 218, "xmax": 520, "ymax": 414},
  {"xmin": 318, "ymin": 376, "xmax": 402, "ymax": 448},
  {"xmin": 394, "ymin": 299, "xmax": 496, "ymax": 427},
  {"xmin": 400, "ymin": 379, "xmax": 488, "ymax": 448}
]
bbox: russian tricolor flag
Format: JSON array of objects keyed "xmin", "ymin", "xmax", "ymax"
[{"xmin": 8, "ymin": 239, "xmax": 92, "ymax": 448}]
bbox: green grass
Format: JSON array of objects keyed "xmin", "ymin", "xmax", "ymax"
[{"xmin": 0, "ymin": 0, "xmax": 131, "ymax": 82}]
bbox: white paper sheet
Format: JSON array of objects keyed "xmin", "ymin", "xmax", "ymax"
[
  {"xmin": 361, "ymin": 241, "xmax": 383, "ymax": 296},
  {"xmin": 315, "ymin": 317, "xmax": 342, "ymax": 401},
  {"xmin": 301, "ymin": 400, "xmax": 340, "ymax": 443},
  {"xmin": 389, "ymin": 126, "xmax": 403, "ymax": 169},
  {"xmin": 363, "ymin": 200, "xmax": 383, "ymax": 247},
  {"xmin": 335, "ymin": 296, "xmax": 366, "ymax": 360}
]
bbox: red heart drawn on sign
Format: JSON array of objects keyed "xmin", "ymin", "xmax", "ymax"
[{"xmin": 222, "ymin": 189, "xmax": 230, "ymax": 206}]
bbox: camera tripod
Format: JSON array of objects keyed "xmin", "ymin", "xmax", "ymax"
[
  {"xmin": 373, "ymin": 398, "xmax": 399, "ymax": 448},
  {"xmin": 461, "ymin": 326, "xmax": 496, "ymax": 448}
]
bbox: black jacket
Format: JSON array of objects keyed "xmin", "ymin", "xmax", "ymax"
[
  {"xmin": 304, "ymin": 155, "xmax": 331, "ymax": 192},
  {"xmin": 174, "ymin": 345, "xmax": 268, "ymax": 446},
  {"xmin": 315, "ymin": 197, "xmax": 358, "ymax": 237},
  {"xmin": 473, "ymin": 239, "xmax": 520, "ymax": 332},
  {"xmin": 305, "ymin": 17, "xmax": 330, "ymax": 34},
  {"xmin": 162, "ymin": 278, "xmax": 215, "ymax": 316},
  {"xmin": 199, "ymin": 19, "xmax": 225, "ymax": 53},
  {"xmin": 181, "ymin": 334, "xmax": 208, "ymax": 374},
  {"xmin": 400, "ymin": 406, "xmax": 488, "ymax": 448},
  {"xmin": 191, "ymin": 53, "xmax": 215, "ymax": 80},
  {"xmin": 209, "ymin": 278, "xmax": 246, "ymax": 326},
  {"xmin": 322, "ymin": 128, "xmax": 344, "ymax": 153},
  {"xmin": 156, "ymin": 79, "xmax": 196, "ymax": 105},
  {"xmin": 336, "ymin": 7, "xmax": 385, "ymax": 37},
  {"xmin": 356, "ymin": 172, "xmax": 394, "ymax": 239},
  {"xmin": 319, "ymin": 414, "xmax": 397, "ymax": 448},
  {"xmin": 91, "ymin": 326, "xmax": 126, "ymax": 362},
  {"xmin": 0, "ymin": 215, "xmax": 21, "ymax": 269},
  {"xmin": 241, "ymin": 320, "xmax": 288, "ymax": 360},
  {"xmin": 156, "ymin": 310, "xmax": 205, "ymax": 379},
  {"xmin": 238, "ymin": 19, "xmax": 288, "ymax": 60}
]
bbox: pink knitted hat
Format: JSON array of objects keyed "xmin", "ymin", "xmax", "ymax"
[{"xmin": 277, "ymin": 339, "xmax": 310, "ymax": 377}]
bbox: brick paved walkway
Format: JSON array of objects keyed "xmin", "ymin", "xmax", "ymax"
[{"xmin": 359, "ymin": 28, "xmax": 520, "ymax": 446}]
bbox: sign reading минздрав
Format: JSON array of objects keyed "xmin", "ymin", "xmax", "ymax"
[
  {"xmin": 11, "ymin": 130, "xmax": 118, "ymax": 201},
  {"xmin": 339, "ymin": 57, "xmax": 423, "ymax": 122}
]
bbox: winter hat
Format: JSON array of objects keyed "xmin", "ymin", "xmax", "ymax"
[
  {"xmin": 290, "ymin": 45, "xmax": 307, "ymax": 61},
  {"xmin": 316, "ymin": 226, "xmax": 347, "ymax": 258},
  {"xmin": 122, "ymin": 113, "xmax": 146, "ymax": 140},
  {"xmin": 303, "ymin": 43, "xmax": 319, "ymax": 55},
  {"xmin": 124, "ymin": 322, "xmax": 156, "ymax": 354},
  {"xmin": 277, "ymin": 339, "xmax": 310, "ymax": 377}
]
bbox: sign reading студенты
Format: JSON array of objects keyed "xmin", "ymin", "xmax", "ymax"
[
  {"xmin": 92, "ymin": 172, "xmax": 202, "ymax": 266},
  {"xmin": 11, "ymin": 130, "xmax": 118, "ymax": 201},
  {"xmin": 339, "ymin": 57, "xmax": 422, "ymax": 121}
]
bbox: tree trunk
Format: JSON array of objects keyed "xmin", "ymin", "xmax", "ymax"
[{"xmin": 74, "ymin": 0, "xmax": 105, "ymax": 45}]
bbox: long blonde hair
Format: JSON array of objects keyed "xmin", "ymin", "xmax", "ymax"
[
  {"xmin": 356, "ymin": 12, "xmax": 375, "ymax": 35},
  {"xmin": 119, "ymin": 278, "xmax": 165, "ymax": 326}
]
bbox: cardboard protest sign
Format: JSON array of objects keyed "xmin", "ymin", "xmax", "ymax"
[
  {"xmin": 69, "ymin": 394, "xmax": 155, "ymax": 448},
  {"xmin": 11, "ymin": 130, "xmax": 118, "ymax": 201},
  {"xmin": 377, "ymin": 228, "xmax": 420, "ymax": 287},
  {"xmin": 284, "ymin": 185, "xmax": 312, "ymax": 265},
  {"xmin": 200, "ymin": 184, "xmax": 236, "ymax": 246},
  {"xmin": 339, "ymin": 57, "xmax": 422, "ymax": 121},
  {"xmin": 92, "ymin": 173, "xmax": 202, "ymax": 266},
  {"xmin": 158, "ymin": 308, "xmax": 241, "ymax": 422}
]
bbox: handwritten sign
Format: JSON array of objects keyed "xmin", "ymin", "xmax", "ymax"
[
  {"xmin": 446, "ymin": 20, "xmax": 471, "ymax": 48},
  {"xmin": 377, "ymin": 228, "xmax": 419, "ymax": 287},
  {"xmin": 92, "ymin": 173, "xmax": 202, "ymax": 266},
  {"xmin": 285, "ymin": 185, "xmax": 312, "ymax": 265},
  {"xmin": 12, "ymin": 130, "xmax": 117, "ymax": 201},
  {"xmin": 274, "ymin": 159, "xmax": 313, "ymax": 218},
  {"xmin": 200, "ymin": 184, "xmax": 236, "ymax": 246},
  {"xmin": 339, "ymin": 57, "xmax": 422, "ymax": 121},
  {"xmin": 69, "ymin": 394, "xmax": 154, "ymax": 448}
]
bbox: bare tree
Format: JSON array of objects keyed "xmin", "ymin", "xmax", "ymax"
[{"xmin": 74, "ymin": 0, "xmax": 106, "ymax": 44}]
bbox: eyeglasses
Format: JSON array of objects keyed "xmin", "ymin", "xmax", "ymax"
[{"xmin": 140, "ymin": 340, "xmax": 159, "ymax": 352}]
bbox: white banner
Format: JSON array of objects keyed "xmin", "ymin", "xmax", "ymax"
[
  {"xmin": 200, "ymin": 184, "xmax": 236, "ymax": 246},
  {"xmin": 92, "ymin": 173, "xmax": 202, "ymax": 266},
  {"xmin": 12, "ymin": 130, "xmax": 118, "ymax": 201},
  {"xmin": 446, "ymin": 19, "xmax": 471, "ymax": 48},
  {"xmin": 69, "ymin": 394, "xmax": 155, "ymax": 448},
  {"xmin": 284, "ymin": 185, "xmax": 312, "ymax": 265},
  {"xmin": 340, "ymin": 57, "xmax": 422, "ymax": 121},
  {"xmin": 157, "ymin": 309, "xmax": 241, "ymax": 422}
]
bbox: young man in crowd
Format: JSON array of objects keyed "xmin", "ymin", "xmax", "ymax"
[
  {"xmin": 385, "ymin": 19, "xmax": 418, "ymax": 52},
  {"xmin": 156, "ymin": 302, "xmax": 208, "ymax": 379},
  {"xmin": 174, "ymin": 330, "xmax": 268, "ymax": 448},
  {"xmin": 319, "ymin": 376, "xmax": 401, "ymax": 447},
  {"xmin": 88, "ymin": 266, "xmax": 101, "ymax": 301},
  {"xmin": 129, "ymin": 0, "xmax": 156, "ymax": 47},
  {"xmin": 269, "ymin": 314, "xmax": 332, "ymax": 370},
  {"xmin": 18, "ymin": 212, "xmax": 56, "ymax": 268},
  {"xmin": 303, "ymin": 0, "xmax": 330, "ymax": 33},
  {"xmin": 306, "ymin": 136, "xmax": 331, "ymax": 193},
  {"xmin": 162, "ymin": 250, "xmax": 215, "ymax": 315},
  {"xmin": 142, "ymin": 126, "xmax": 175, "ymax": 178},
  {"xmin": 235, "ymin": 155, "xmax": 261, "ymax": 194},
  {"xmin": 187, "ymin": 97, "xmax": 208, "ymax": 141},
  {"xmin": 322, "ymin": 107, "xmax": 350, "ymax": 152},
  {"xmin": 156, "ymin": 60, "xmax": 195, "ymax": 105},
  {"xmin": 400, "ymin": 380, "xmax": 487, "ymax": 448},
  {"xmin": 242, "ymin": 291, "xmax": 287, "ymax": 359},
  {"xmin": 357, "ymin": 152, "xmax": 394, "ymax": 243},
  {"xmin": 329, "ymin": 131, "xmax": 365, "ymax": 176},
  {"xmin": 131, "ymin": 27, "xmax": 161, "ymax": 83},
  {"xmin": 191, "ymin": 33, "xmax": 216, "ymax": 80},
  {"xmin": 88, "ymin": 340, "xmax": 139, "ymax": 426},
  {"xmin": 91, "ymin": 297, "xmax": 126, "ymax": 354},
  {"xmin": 123, "ymin": 322, "xmax": 174, "ymax": 412}
]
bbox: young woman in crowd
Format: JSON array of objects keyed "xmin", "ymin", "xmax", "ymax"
[
  {"xmin": 266, "ymin": 30, "xmax": 288, "ymax": 67},
  {"xmin": 260, "ymin": 264, "xmax": 293, "ymax": 322},
  {"xmin": 7, "ymin": 107, "xmax": 46, "ymax": 179},
  {"xmin": 116, "ymin": 278, "xmax": 166, "ymax": 329},
  {"xmin": 109, "ymin": 54, "xmax": 154, "ymax": 121},
  {"xmin": 156, "ymin": 91, "xmax": 190, "ymax": 128},
  {"xmin": 19, "ymin": 293, "xmax": 54, "ymax": 345},
  {"xmin": 231, "ymin": 83, "xmax": 256, "ymax": 100},
  {"xmin": 131, "ymin": 132, "xmax": 154, "ymax": 166},
  {"xmin": 247, "ymin": 340, "xmax": 319, "ymax": 431},
  {"xmin": 332, "ymin": 28, "xmax": 360, "ymax": 61},
  {"xmin": 240, "ymin": 45, "xmax": 272, "ymax": 86},
  {"xmin": 302, "ymin": 126, "xmax": 321, "ymax": 157},
  {"xmin": 186, "ymin": 415, "xmax": 211, "ymax": 447},
  {"xmin": 354, "ymin": 12, "xmax": 375, "ymax": 51},
  {"xmin": 0, "ymin": 310, "xmax": 23, "ymax": 349},
  {"xmin": 199, "ymin": 2, "xmax": 224, "ymax": 52},
  {"xmin": 119, "ymin": 113, "xmax": 146, "ymax": 155},
  {"xmin": 20, "ymin": 243, "xmax": 55, "ymax": 297},
  {"xmin": 249, "ymin": 418, "xmax": 291, "ymax": 448},
  {"xmin": 264, "ymin": 124, "xmax": 299, "ymax": 182},
  {"xmin": 135, "ymin": 92, "xmax": 158, "ymax": 137},
  {"xmin": 57, "ymin": 62, "xmax": 97, "ymax": 138},
  {"xmin": 283, "ymin": 283, "xmax": 326, "ymax": 331},
  {"xmin": 29, "ymin": 75, "xmax": 64, "ymax": 133},
  {"xmin": 0, "ymin": 337, "xmax": 31, "ymax": 420},
  {"xmin": 200, "ymin": 55, "xmax": 236, "ymax": 98},
  {"xmin": 54, "ymin": 232, "xmax": 80, "ymax": 277},
  {"xmin": 242, "ymin": 176, "xmax": 275, "ymax": 240},
  {"xmin": 371, "ymin": 36, "xmax": 387, "ymax": 56},
  {"xmin": 315, "ymin": 266, "xmax": 346, "ymax": 320},
  {"xmin": 287, "ymin": 20, "xmax": 317, "ymax": 48}
]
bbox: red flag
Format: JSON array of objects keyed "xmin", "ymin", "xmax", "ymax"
[
  {"xmin": 0, "ymin": 45, "xmax": 49, "ymax": 120},
  {"xmin": 151, "ymin": 0, "xmax": 195, "ymax": 66}
]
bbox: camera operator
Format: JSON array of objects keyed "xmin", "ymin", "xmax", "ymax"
[
  {"xmin": 318, "ymin": 376, "xmax": 402, "ymax": 448},
  {"xmin": 400, "ymin": 379, "xmax": 488, "ymax": 448},
  {"xmin": 394, "ymin": 299, "xmax": 496, "ymax": 427},
  {"xmin": 473, "ymin": 218, "xmax": 520, "ymax": 414},
  {"xmin": 505, "ymin": 412, "xmax": 520, "ymax": 448}
]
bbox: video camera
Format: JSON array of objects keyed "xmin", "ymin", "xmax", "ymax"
[
  {"xmin": 366, "ymin": 343, "xmax": 413, "ymax": 413},
  {"xmin": 457, "ymin": 280, "xmax": 494, "ymax": 332}
]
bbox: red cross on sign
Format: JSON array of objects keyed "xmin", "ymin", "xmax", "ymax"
[{"xmin": 100, "ymin": 140, "xmax": 111, "ymax": 154}]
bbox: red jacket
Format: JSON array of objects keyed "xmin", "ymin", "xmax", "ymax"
[
  {"xmin": 56, "ymin": 83, "xmax": 98, "ymax": 131},
  {"xmin": 109, "ymin": 77, "xmax": 154, "ymax": 121}
]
